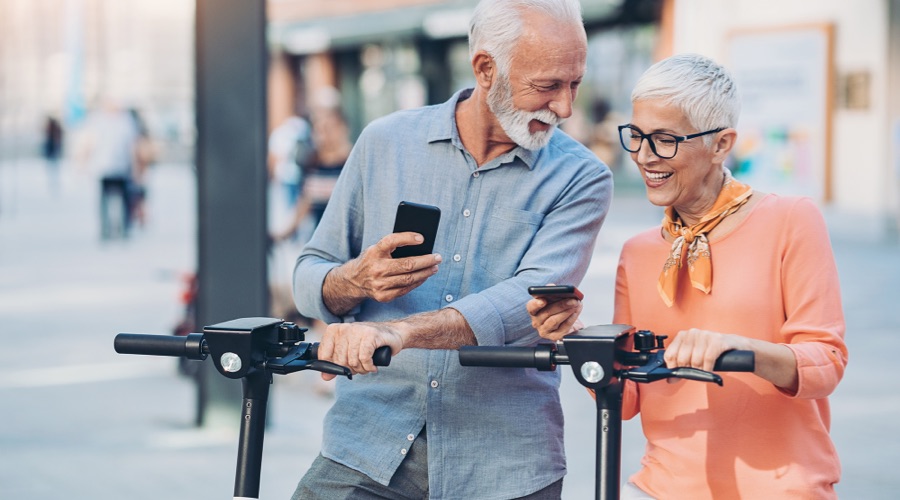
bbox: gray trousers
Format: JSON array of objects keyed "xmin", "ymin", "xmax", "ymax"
[{"xmin": 292, "ymin": 429, "xmax": 563, "ymax": 500}]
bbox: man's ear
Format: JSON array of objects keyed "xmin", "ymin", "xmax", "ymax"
[
  {"xmin": 472, "ymin": 51, "xmax": 495, "ymax": 89},
  {"xmin": 712, "ymin": 128, "xmax": 737, "ymax": 163}
]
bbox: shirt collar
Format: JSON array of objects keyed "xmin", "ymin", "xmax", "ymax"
[{"xmin": 428, "ymin": 88, "xmax": 541, "ymax": 171}]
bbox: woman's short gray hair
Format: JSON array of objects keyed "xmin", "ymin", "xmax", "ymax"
[
  {"xmin": 468, "ymin": 0, "xmax": 584, "ymax": 76},
  {"xmin": 631, "ymin": 53, "xmax": 741, "ymax": 142}
]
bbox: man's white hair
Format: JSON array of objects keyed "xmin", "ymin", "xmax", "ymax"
[{"xmin": 468, "ymin": 0, "xmax": 584, "ymax": 76}]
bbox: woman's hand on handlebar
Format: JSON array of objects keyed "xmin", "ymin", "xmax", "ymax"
[
  {"xmin": 663, "ymin": 328, "xmax": 751, "ymax": 373},
  {"xmin": 526, "ymin": 296, "xmax": 583, "ymax": 342},
  {"xmin": 666, "ymin": 327, "xmax": 801, "ymax": 392}
]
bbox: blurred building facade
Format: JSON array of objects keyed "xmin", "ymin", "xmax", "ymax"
[
  {"xmin": 2, "ymin": 0, "xmax": 897, "ymax": 234},
  {"xmin": 667, "ymin": 0, "xmax": 900, "ymax": 235},
  {"xmin": 268, "ymin": 0, "xmax": 900, "ymax": 235},
  {"xmin": 0, "ymin": 0, "xmax": 194, "ymax": 163},
  {"xmin": 266, "ymin": 0, "xmax": 660, "ymax": 177}
]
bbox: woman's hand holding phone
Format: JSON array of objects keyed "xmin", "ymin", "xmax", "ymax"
[{"xmin": 526, "ymin": 284, "xmax": 584, "ymax": 341}]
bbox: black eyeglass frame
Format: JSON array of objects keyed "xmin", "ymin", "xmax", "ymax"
[{"xmin": 617, "ymin": 124, "xmax": 725, "ymax": 159}]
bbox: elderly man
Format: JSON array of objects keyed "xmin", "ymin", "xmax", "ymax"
[{"xmin": 291, "ymin": 1, "xmax": 612, "ymax": 498}]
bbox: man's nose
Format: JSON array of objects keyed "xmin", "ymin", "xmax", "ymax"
[{"xmin": 548, "ymin": 88, "xmax": 574, "ymax": 120}]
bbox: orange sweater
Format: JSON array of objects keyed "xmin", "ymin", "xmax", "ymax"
[{"xmin": 615, "ymin": 194, "xmax": 847, "ymax": 499}]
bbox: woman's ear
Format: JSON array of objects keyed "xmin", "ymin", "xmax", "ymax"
[
  {"xmin": 471, "ymin": 51, "xmax": 495, "ymax": 89},
  {"xmin": 712, "ymin": 128, "xmax": 738, "ymax": 163}
]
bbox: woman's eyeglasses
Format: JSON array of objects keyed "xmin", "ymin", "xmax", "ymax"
[{"xmin": 617, "ymin": 125, "xmax": 723, "ymax": 159}]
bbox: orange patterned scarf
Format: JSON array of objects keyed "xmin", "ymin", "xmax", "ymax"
[{"xmin": 658, "ymin": 169, "xmax": 752, "ymax": 307}]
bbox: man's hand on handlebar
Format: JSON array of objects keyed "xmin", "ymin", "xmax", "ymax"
[{"xmin": 318, "ymin": 322, "xmax": 404, "ymax": 380}]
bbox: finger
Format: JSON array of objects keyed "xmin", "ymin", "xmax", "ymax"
[
  {"xmin": 381, "ymin": 231, "xmax": 424, "ymax": 255},
  {"xmin": 328, "ymin": 325, "xmax": 350, "ymax": 368},
  {"xmin": 318, "ymin": 325, "xmax": 337, "ymax": 362},
  {"xmin": 385, "ymin": 254, "xmax": 442, "ymax": 278},
  {"xmin": 345, "ymin": 334, "xmax": 362, "ymax": 374},
  {"xmin": 664, "ymin": 333, "xmax": 692, "ymax": 368},
  {"xmin": 358, "ymin": 341, "xmax": 378, "ymax": 375},
  {"xmin": 526, "ymin": 297, "xmax": 548, "ymax": 315},
  {"xmin": 542, "ymin": 309, "xmax": 577, "ymax": 341}
]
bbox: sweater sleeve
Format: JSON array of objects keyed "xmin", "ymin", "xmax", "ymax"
[{"xmin": 778, "ymin": 197, "xmax": 848, "ymax": 399}]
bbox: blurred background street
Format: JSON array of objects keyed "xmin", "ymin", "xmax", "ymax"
[{"xmin": 2, "ymin": 0, "xmax": 900, "ymax": 498}]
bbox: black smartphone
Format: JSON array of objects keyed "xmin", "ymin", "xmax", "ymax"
[
  {"xmin": 391, "ymin": 201, "xmax": 441, "ymax": 258},
  {"xmin": 527, "ymin": 285, "xmax": 584, "ymax": 300}
]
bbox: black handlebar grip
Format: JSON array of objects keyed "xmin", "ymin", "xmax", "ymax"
[
  {"xmin": 372, "ymin": 346, "xmax": 392, "ymax": 367},
  {"xmin": 115, "ymin": 333, "xmax": 202, "ymax": 358},
  {"xmin": 713, "ymin": 350, "xmax": 755, "ymax": 372},
  {"xmin": 307, "ymin": 344, "xmax": 392, "ymax": 366},
  {"xmin": 458, "ymin": 346, "xmax": 539, "ymax": 368}
]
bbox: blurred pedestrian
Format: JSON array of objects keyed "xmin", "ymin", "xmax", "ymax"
[
  {"xmin": 267, "ymin": 113, "xmax": 312, "ymax": 233},
  {"xmin": 272, "ymin": 106, "xmax": 351, "ymax": 242},
  {"xmin": 42, "ymin": 114, "xmax": 64, "ymax": 191},
  {"xmin": 529, "ymin": 53, "xmax": 847, "ymax": 499},
  {"xmin": 80, "ymin": 100, "xmax": 141, "ymax": 240},
  {"xmin": 128, "ymin": 108, "xmax": 155, "ymax": 228}
]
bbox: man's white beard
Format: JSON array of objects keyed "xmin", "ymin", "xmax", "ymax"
[{"xmin": 487, "ymin": 73, "xmax": 562, "ymax": 151}]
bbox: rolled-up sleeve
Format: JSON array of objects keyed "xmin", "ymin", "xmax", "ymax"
[
  {"xmin": 778, "ymin": 198, "xmax": 848, "ymax": 399},
  {"xmin": 452, "ymin": 160, "xmax": 612, "ymax": 347}
]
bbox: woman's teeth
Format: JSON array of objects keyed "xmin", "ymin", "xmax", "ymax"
[{"xmin": 646, "ymin": 171, "xmax": 673, "ymax": 181}]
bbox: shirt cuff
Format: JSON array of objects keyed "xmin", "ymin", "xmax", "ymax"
[
  {"xmin": 293, "ymin": 261, "xmax": 359, "ymax": 324},
  {"xmin": 448, "ymin": 293, "xmax": 505, "ymax": 346}
]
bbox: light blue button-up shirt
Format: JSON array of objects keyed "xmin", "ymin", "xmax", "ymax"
[{"xmin": 293, "ymin": 89, "xmax": 612, "ymax": 499}]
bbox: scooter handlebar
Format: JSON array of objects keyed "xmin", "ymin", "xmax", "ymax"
[
  {"xmin": 458, "ymin": 344, "xmax": 556, "ymax": 371},
  {"xmin": 308, "ymin": 344, "xmax": 392, "ymax": 367},
  {"xmin": 712, "ymin": 349, "xmax": 755, "ymax": 372},
  {"xmin": 114, "ymin": 333, "xmax": 206, "ymax": 360},
  {"xmin": 114, "ymin": 332, "xmax": 391, "ymax": 367}
]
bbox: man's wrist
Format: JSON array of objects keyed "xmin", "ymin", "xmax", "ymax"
[{"xmin": 323, "ymin": 261, "xmax": 367, "ymax": 316}]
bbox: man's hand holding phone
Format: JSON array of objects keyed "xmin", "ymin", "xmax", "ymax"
[
  {"xmin": 322, "ymin": 202, "xmax": 442, "ymax": 315},
  {"xmin": 526, "ymin": 284, "xmax": 584, "ymax": 342},
  {"xmin": 346, "ymin": 233, "xmax": 442, "ymax": 303}
]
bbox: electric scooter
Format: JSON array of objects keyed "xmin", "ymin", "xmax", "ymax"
[
  {"xmin": 114, "ymin": 316, "xmax": 391, "ymax": 500},
  {"xmin": 458, "ymin": 324, "xmax": 755, "ymax": 500}
]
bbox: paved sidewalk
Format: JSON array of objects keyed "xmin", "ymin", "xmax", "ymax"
[{"xmin": 0, "ymin": 159, "xmax": 897, "ymax": 499}]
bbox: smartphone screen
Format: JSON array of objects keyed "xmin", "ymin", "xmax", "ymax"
[
  {"xmin": 391, "ymin": 201, "xmax": 441, "ymax": 258},
  {"xmin": 527, "ymin": 285, "xmax": 584, "ymax": 300}
]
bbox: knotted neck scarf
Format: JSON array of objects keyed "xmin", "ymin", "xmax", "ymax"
[{"xmin": 658, "ymin": 169, "xmax": 753, "ymax": 307}]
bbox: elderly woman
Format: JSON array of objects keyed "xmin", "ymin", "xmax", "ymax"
[{"xmin": 528, "ymin": 54, "xmax": 848, "ymax": 499}]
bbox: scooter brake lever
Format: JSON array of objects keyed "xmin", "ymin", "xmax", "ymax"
[
  {"xmin": 308, "ymin": 360, "xmax": 353, "ymax": 379},
  {"xmin": 669, "ymin": 367, "xmax": 723, "ymax": 386}
]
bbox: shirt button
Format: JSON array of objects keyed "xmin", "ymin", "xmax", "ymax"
[
  {"xmin": 453, "ymin": 254, "xmax": 461, "ymax": 262},
  {"xmin": 401, "ymin": 448, "xmax": 407, "ymax": 455},
  {"xmin": 473, "ymin": 171, "xmax": 480, "ymax": 178},
  {"xmin": 431, "ymin": 380, "xmax": 439, "ymax": 388},
  {"xmin": 463, "ymin": 209, "xmax": 471, "ymax": 217},
  {"xmin": 407, "ymin": 434, "xmax": 415, "ymax": 441},
  {"xmin": 445, "ymin": 294, "xmax": 453, "ymax": 302}
]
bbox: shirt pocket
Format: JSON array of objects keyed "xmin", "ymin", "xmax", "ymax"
[{"xmin": 476, "ymin": 207, "xmax": 544, "ymax": 280}]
